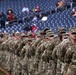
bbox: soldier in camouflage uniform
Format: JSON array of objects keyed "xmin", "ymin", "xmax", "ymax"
[
  {"xmin": 52, "ymin": 27, "xmax": 76, "ymax": 75},
  {"xmin": 16, "ymin": 32, "xmax": 33, "ymax": 57},
  {"xmin": 38, "ymin": 30, "xmax": 54, "ymax": 75},
  {"xmin": 51, "ymin": 28, "xmax": 66, "ymax": 75},
  {"xmin": 62, "ymin": 33, "xmax": 69, "ymax": 40},
  {"xmin": 64, "ymin": 27, "xmax": 76, "ymax": 75},
  {"xmin": 20, "ymin": 38, "xmax": 34, "ymax": 75}
]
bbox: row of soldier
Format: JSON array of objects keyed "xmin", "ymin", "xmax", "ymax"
[{"xmin": 0, "ymin": 27, "xmax": 76, "ymax": 75}]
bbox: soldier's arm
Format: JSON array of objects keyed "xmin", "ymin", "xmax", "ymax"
[
  {"xmin": 64, "ymin": 49, "xmax": 73, "ymax": 64},
  {"xmin": 52, "ymin": 43, "xmax": 66, "ymax": 62},
  {"xmin": 52, "ymin": 45, "xmax": 59, "ymax": 63}
]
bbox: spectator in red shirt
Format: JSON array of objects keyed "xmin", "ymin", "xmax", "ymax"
[
  {"xmin": 7, "ymin": 8, "xmax": 16, "ymax": 21},
  {"xmin": 7, "ymin": 8, "xmax": 17, "ymax": 25}
]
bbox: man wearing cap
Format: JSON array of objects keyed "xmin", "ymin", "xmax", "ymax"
[
  {"xmin": 62, "ymin": 33, "xmax": 69, "ymax": 40},
  {"xmin": 64, "ymin": 27, "xmax": 76, "ymax": 75},
  {"xmin": 39, "ymin": 31, "xmax": 55, "ymax": 75},
  {"xmin": 34, "ymin": 30, "xmax": 54, "ymax": 75},
  {"xmin": 52, "ymin": 27, "xmax": 76, "ymax": 75},
  {"xmin": 20, "ymin": 38, "xmax": 33, "ymax": 75},
  {"xmin": 16, "ymin": 32, "xmax": 33, "ymax": 56},
  {"xmin": 49, "ymin": 27, "xmax": 66, "ymax": 75}
]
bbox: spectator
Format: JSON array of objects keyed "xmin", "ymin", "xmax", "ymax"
[
  {"xmin": 37, "ymin": 13, "xmax": 43, "ymax": 20},
  {"xmin": 56, "ymin": 0, "xmax": 67, "ymax": 11},
  {"xmin": 24, "ymin": 24, "xmax": 32, "ymax": 33},
  {"xmin": 7, "ymin": 8, "xmax": 17, "ymax": 21},
  {"xmin": 71, "ymin": 0, "xmax": 76, "ymax": 2},
  {"xmin": 41, "ymin": 15, "xmax": 48, "ymax": 21},
  {"xmin": 70, "ymin": 0, "xmax": 76, "ymax": 8},
  {"xmin": 56, "ymin": 0, "xmax": 66, "ymax": 8},
  {"xmin": 71, "ymin": 9, "xmax": 76, "ymax": 17},
  {"xmin": 32, "ymin": 15, "xmax": 38, "ymax": 21},
  {"xmin": 73, "ymin": 12, "xmax": 76, "ymax": 17},
  {"xmin": 32, "ymin": 24, "xmax": 38, "ymax": 33},
  {"xmin": 22, "ymin": 6, "xmax": 29, "ymax": 14},
  {"xmin": 32, "ymin": 6, "xmax": 40, "ymax": 12},
  {"xmin": 0, "ymin": 12, "xmax": 6, "ymax": 28}
]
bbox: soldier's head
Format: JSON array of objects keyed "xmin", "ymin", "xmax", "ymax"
[
  {"xmin": 15, "ymin": 31, "xmax": 20, "ymax": 36},
  {"xmin": 36, "ymin": 32, "xmax": 41, "ymax": 39},
  {"xmin": 57, "ymin": 27, "xmax": 66, "ymax": 40},
  {"xmin": 69, "ymin": 27, "xmax": 76, "ymax": 40},
  {"xmin": 45, "ymin": 30, "xmax": 54, "ymax": 41},
  {"xmin": 58, "ymin": 27, "xmax": 66, "ymax": 36},
  {"xmin": 43, "ymin": 27, "xmax": 49, "ymax": 33},
  {"xmin": 20, "ymin": 32, "xmax": 26, "ymax": 39},
  {"xmin": 39, "ymin": 30, "xmax": 46, "ymax": 38},
  {"xmin": 27, "ymin": 38, "xmax": 32, "ymax": 44},
  {"xmin": 3, "ymin": 31, "xmax": 8, "ymax": 38},
  {"xmin": 62, "ymin": 33, "xmax": 69, "ymax": 40},
  {"xmin": 27, "ymin": 31, "xmax": 33, "ymax": 38}
]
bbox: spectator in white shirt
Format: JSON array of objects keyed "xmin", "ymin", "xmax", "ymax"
[{"xmin": 22, "ymin": 6, "xmax": 29, "ymax": 14}]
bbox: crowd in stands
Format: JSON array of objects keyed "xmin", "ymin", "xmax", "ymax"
[{"xmin": 0, "ymin": 0, "xmax": 76, "ymax": 31}]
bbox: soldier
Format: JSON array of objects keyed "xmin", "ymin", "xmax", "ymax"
[
  {"xmin": 51, "ymin": 27, "xmax": 66, "ymax": 75},
  {"xmin": 64, "ymin": 27, "xmax": 76, "ymax": 75},
  {"xmin": 62, "ymin": 33, "xmax": 69, "ymax": 40},
  {"xmin": 16, "ymin": 32, "xmax": 33, "ymax": 57},
  {"xmin": 52, "ymin": 27, "xmax": 76, "ymax": 75},
  {"xmin": 20, "ymin": 38, "xmax": 33, "ymax": 75},
  {"xmin": 37, "ymin": 30, "xmax": 54, "ymax": 75}
]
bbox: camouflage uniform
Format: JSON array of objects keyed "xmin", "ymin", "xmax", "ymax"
[
  {"xmin": 52, "ymin": 28, "xmax": 76, "ymax": 75},
  {"xmin": 52, "ymin": 28, "xmax": 66, "ymax": 75},
  {"xmin": 36, "ymin": 30, "xmax": 55, "ymax": 75},
  {"xmin": 64, "ymin": 28, "xmax": 76, "ymax": 75},
  {"xmin": 20, "ymin": 38, "xmax": 33, "ymax": 75}
]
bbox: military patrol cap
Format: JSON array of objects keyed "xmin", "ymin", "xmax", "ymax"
[
  {"xmin": 39, "ymin": 30, "xmax": 44, "ymax": 34},
  {"xmin": 45, "ymin": 31, "xmax": 54, "ymax": 37},
  {"xmin": 27, "ymin": 38, "xmax": 32, "ymax": 42},
  {"xmin": 27, "ymin": 32, "xmax": 32, "ymax": 36},
  {"xmin": 15, "ymin": 31, "xmax": 20, "ymax": 35},
  {"xmin": 39, "ymin": 30, "xmax": 46, "ymax": 35},
  {"xmin": 62, "ymin": 33, "xmax": 69, "ymax": 39},
  {"xmin": 58, "ymin": 28, "xmax": 66, "ymax": 33},
  {"xmin": 69, "ymin": 27, "xmax": 76, "ymax": 34},
  {"xmin": 46, "ymin": 30, "xmax": 52, "ymax": 33},
  {"xmin": 43, "ymin": 27, "xmax": 49, "ymax": 32},
  {"xmin": 20, "ymin": 33, "xmax": 26, "ymax": 37},
  {"xmin": 36, "ymin": 32, "xmax": 41, "ymax": 37},
  {"xmin": 3, "ymin": 31, "xmax": 8, "ymax": 35}
]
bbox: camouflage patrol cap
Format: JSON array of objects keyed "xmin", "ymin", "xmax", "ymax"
[
  {"xmin": 58, "ymin": 28, "xmax": 66, "ymax": 33},
  {"xmin": 36, "ymin": 32, "xmax": 41, "ymax": 37},
  {"xmin": 62, "ymin": 33, "xmax": 69, "ymax": 39},
  {"xmin": 27, "ymin": 38, "xmax": 32, "ymax": 42},
  {"xmin": 46, "ymin": 30, "xmax": 52, "ymax": 33},
  {"xmin": 27, "ymin": 32, "xmax": 32, "ymax": 36},
  {"xmin": 69, "ymin": 27, "xmax": 76, "ymax": 34},
  {"xmin": 3, "ymin": 31, "xmax": 8, "ymax": 35},
  {"xmin": 43, "ymin": 27, "xmax": 49, "ymax": 32},
  {"xmin": 45, "ymin": 31, "xmax": 54, "ymax": 37},
  {"xmin": 39, "ymin": 30, "xmax": 45, "ymax": 35},
  {"xmin": 15, "ymin": 31, "xmax": 20, "ymax": 36},
  {"xmin": 20, "ymin": 33, "xmax": 26, "ymax": 37}
]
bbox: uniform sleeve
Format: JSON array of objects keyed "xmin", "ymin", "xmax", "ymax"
[
  {"xmin": 52, "ymin": 43, "xmax": 66, "ymax": 62},
  {"xmin": 64, "ymin": 49, "xmax": 73, "ymax": 64},
  {"xmin": 52, "ymin": 45, "xmax": 59, "ymax": 63}
]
